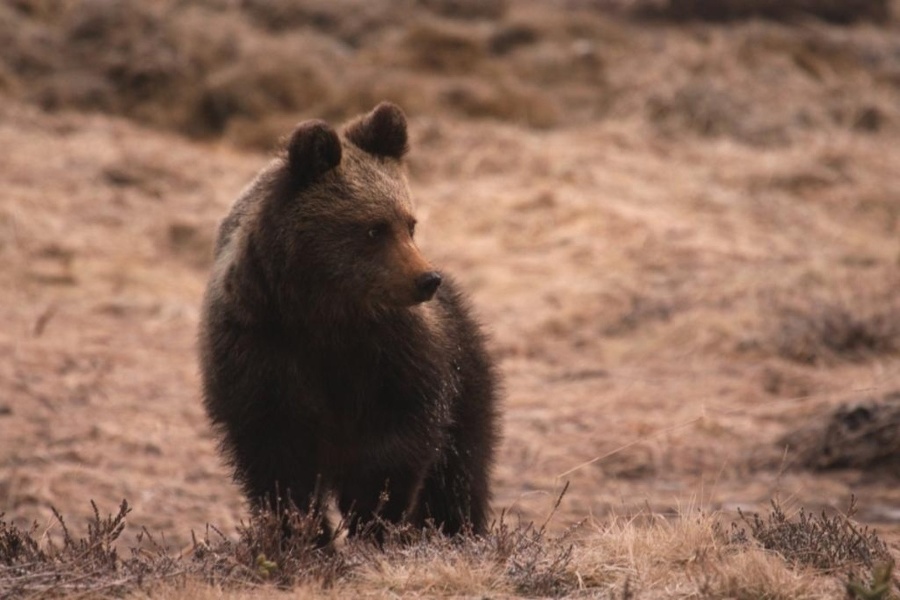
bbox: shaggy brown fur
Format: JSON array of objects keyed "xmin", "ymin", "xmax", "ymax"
[{"xmin": 198, "ymin": 103, "xmax": 500, "ymax": 542}]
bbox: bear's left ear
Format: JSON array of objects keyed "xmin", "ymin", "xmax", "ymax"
[
  {"xmin": 344, "ymin": 102, "xmax": 409, "ymax": 160},
  {"xmin": 286, "ymin": 120, "xmax": 342, "ymax": 187}
]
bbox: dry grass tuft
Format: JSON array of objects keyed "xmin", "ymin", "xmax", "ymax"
[
  {"xmin": 354, "ymin": 514, "xmax": 579, "ymax": 597},
  {"xmin": 350, "ymin": 485, "xmax": 580, "ymax": 597},
  {"xmin": 574, "ymin": 504, "xmax": 845, "ymax": 598}
]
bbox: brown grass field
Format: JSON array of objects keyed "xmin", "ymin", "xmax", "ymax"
[{"xmin": 2, "ymin": 0, "xmax": 900, "ymax": 597}]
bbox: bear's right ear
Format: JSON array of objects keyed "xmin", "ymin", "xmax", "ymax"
[
  {"xmin": 285, "ymin": 120, "xmax": 342, "ymax": 187},
  {"xmin": 344, "ymin": 102, "xmax": 409, "ymax": 159}
]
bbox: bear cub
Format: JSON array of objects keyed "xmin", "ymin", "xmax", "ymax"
[{"xmin": 199, "ymin": 102, "xmax": 499, "ymax": 542}]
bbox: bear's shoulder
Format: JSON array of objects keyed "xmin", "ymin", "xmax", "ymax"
[{"xmin": 213, "ymin": 160, "xmax": 282, "ymax": 257}]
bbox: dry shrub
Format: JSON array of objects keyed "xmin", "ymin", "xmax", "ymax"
[
  {"xmin": 439, "ymin": 77, "xmax": 560, "ymax": 127},
  {"xmin": 399, "ymin": 19, "xmax": 489, "ymax": 75},
  {"xmin": 780, "ymin": 392, "xmax": 900, "ymax": 472},
  {"xmin": 772, "ymin": 292, "xmax": 900, "ymax": 365},
  {"xmin": 417, "ymin": 0, "xmax": 508, "ymax": 21},
  {"xmin": 0, "ymin": 500, "xmax": 343, "ymax": 597},
  {"xmin": 488, "ymin": 22, "xmax": 540, "ymax": 55},
  {"xmin": 392, "ymin": 18, "xmax": 562, "ymax": 127},
  {"xmin": 736, "ymin": 25, "xmax": 872, "ymax": 79},
  {"xmin": 240, "ymin": 0, "xmax": 396, "ymax": 45},
  {"xmin": 2, "ymin": 0, "xmax": 897, "ymax": 145},
  {"xmin": 0, "ymin": 1, "xmax": 348, "ymax": 142},
  {"xmin": 645, "ymin": 0, "xmax": 891, "ymax": 24},
  {"xmin": 736, "ymin": 497, "xmax": 893, "ymax": 576},
  {"xmin": 0, "ymin": 0, "xmax": 572, "ymax": 145},
  {"xmin": 6, "ymin": 0, "xmax": 66, "ymax": 21},
  {"xmin": 647, "ymin": 81, "xmax": 788, "ymax": 146},
  {"xmin": 191, "ymin": 37, "xmax": 337, "ymax": 137},
  {"xmin": 194, "ymin": 500, "xmax": 346, "ymax": 589},
  {"xmin": 44, "ymin": 0, "xmax": 189, "ymax": 119},
  {"xmin": 1, "ymin": 500, "xmax": 141, "ymax": 597},
  {"xmin": 241, "ymin": 0, "xmax": 352, "ymax": 31},
  {"xmin": 0, "ymin": 3, "xmax": 63, "ymax": 80}
]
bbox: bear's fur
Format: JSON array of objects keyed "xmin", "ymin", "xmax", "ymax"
[{"xmin": 198, "ymin": 102, "xmax": 499, "ymax": 541}]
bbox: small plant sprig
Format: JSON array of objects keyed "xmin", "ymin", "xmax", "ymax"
[{"xmin": 846, "ymin": 560, "xmax": 896, "ymax": 600}]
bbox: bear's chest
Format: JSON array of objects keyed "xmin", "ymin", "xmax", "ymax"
[{"xmin": 312, "ymin": 371, "xmax": 453, "ymax": 472}]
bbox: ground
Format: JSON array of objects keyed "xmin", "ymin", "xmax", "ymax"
[{"xmin": 1, "ymin": 1, "xmax": 899, "ymax": 597}]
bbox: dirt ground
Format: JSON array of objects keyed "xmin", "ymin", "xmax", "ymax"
[{"xmin": 1, "ymin": 0, "xmax": 900, "ymax": 560}]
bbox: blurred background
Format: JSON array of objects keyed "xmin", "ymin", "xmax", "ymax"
[
  {"xmin": 5, "ymin": 0, "xmax": 899, "ymax": 148},
  {"xmin": 1, "ymin": 0, "xmax": 899, "ymax": 551}
]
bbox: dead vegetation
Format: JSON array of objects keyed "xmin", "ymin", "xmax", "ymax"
[
  {"xmin": 768, "ymin": 284, "xmax": 900, "ymax": 365},
  {"xmin": 2, "ymin": 495, "xmax": 896, "ymax": 599},
  {"xmin": 0, "ymin": 495, "xmax": 579, "ymax": 598},
  {"xmin": 1, "ymin": 500, "xmax": 148, "ymax": 597},
  {"xmin": 643, "ymin": 0, "xmax": 891, "ymax": 24}
]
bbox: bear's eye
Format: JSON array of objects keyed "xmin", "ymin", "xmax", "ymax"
[
  {"xmin": 367, "ymin": 223, "xmax": 389, "ymax": 240},
  {"xmin": 408, "ymin": 220, "xmax": 416, "ymax": 238}
]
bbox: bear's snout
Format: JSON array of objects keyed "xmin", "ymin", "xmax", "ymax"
[{"xmin": 415, "ymin": 271, "xmax": 442, "ymax": 302}]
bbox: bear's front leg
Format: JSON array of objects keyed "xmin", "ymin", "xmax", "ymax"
[
  {"xmin": 230, "ymin": 419, "xmax": 335, "ymax": 547},
  {"xmin": 337, "ymin": 466, "xmax": 425, "ymax": 543}
]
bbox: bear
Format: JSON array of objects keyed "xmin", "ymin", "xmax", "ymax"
[{"xmin": 198, "ymin": 102, "xmax": 500, "ymax": 543}]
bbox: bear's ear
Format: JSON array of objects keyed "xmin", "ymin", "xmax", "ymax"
[
  {"xmin": 344, "ymin": 102, "xmax": 409, "ymax": 159},
  {"xmin": 285, "ymin": 120, "xmax": 342, "ymax": 187}
]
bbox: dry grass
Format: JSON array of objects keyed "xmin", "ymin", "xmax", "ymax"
[
  {"xmin": 577, "ymin": 507, "xmax": 842, "ymax": 599},
  {"xmin": 2, "ymin": 495, "xmax": 896, "ymax": 599}
]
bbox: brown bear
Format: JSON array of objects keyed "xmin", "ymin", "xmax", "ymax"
[{"xmin": 198, "ymin": 102, "xmax": 499, "ymax": 542}]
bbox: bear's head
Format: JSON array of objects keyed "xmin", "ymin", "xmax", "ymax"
[{"xmin": 259, "ymin": 102, "xmax": 441, "ymax": 313}]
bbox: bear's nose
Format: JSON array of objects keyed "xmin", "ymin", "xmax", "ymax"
[{"xmin": 415, "ymin": 271, "xmax": 442, "ymax": 302}]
